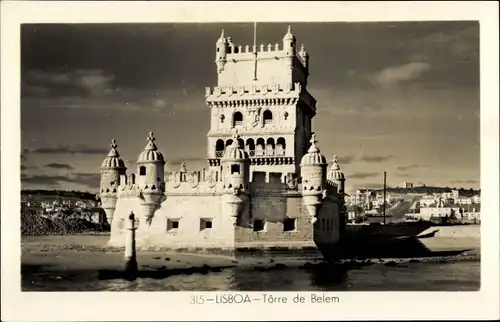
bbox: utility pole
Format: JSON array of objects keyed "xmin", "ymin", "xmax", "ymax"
[
  {"xmin": 383, "ymin": 171, "xmax": 387, "ymax": 225},
  {"xmin": 253, "ymin": 22, "xmax": 258, "ymax": 81}
]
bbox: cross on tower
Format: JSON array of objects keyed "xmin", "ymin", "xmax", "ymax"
[
  {"xmin": 110, "ymin": 138, "xmax": 117, "ymax": 149},
  {"xmin": 307, "ymin": 132, "xmax": 319, "ymax": 153},
  {"xmin": 148, "ymin": 131, "xmax": 155, "ymax": 143},
  {"xmin": 310, "ymin": 132, "xmax": 317, "ymax": 145},
  {"xmin": 332, "ymin": 155, "xmax": 340, "ymax": 170}
]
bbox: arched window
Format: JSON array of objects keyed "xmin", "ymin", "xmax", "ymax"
[
  {"xmin": 266, "ymin": 138, "xmax": 275, "ymax": 156},
  {"xmin": 277, "ymin": 137, "xmax": 286, "ymax": 156},
  {"xmin": 256, "ymin": 138, "xmax": 265, "ymax": 156},
  {"xmin": 233, "ymin": 112, "xmax": 243, "ymax": 127},
  {"xmin": 246, "ymin": 138, "xmax": 255, "ymax": 157},
  {"xmin": 220, "ymin": 114, "xmax": 225, "ymax": 123},
  {"xmin": 263, "ymin": 110, "xmax": 273, "ymax": 125},
  {"xmin": 139, "ymin": 166, "xmax": 146, "ymax": 176},
  {"xmin": 225, "ymin": 139, "xmax": 233, "ymax": 147},
  {"xmin": 237, "ymin": 138, "xmax": 244, "ymax": 148},
  {"xmin": 215, "ymin": 139, "xmax": 225, "ymax": 158}
]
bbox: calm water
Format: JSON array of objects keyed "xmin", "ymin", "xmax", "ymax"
[{"xmin": 22, "ymin": 261, "xmax": 480, "ymax": 291}]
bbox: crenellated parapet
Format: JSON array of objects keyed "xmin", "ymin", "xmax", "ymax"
[{"xmin": 215, "ymin": 25, "xmax": 308, "ymax": 74}]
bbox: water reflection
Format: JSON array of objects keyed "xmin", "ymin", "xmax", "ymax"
[{"xmin": 22, "ymin": 261, "xmax": 480, "ymax": 292}]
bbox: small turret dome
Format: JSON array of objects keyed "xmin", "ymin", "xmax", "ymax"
[
  {"xmin": 101, "ymin": 139, "xmax": 125, "ymax": 169},
  {"xmin": 283, "ymin": 25, "xmax": 296, "ymax": 42},
  {"xmin": 222, "ymin": 130, "xmax": 249, "ymax": 161},
  {"xmin": 328, "ymin": 155, "xmax": 345, "ymax": 180},
  {"xmin": 137, "ymin": 132, "xmax": 164, "ymax": 163},
  {"xmin": 300, "ymin": 133, "xmax": 327, "ymax": 166}
]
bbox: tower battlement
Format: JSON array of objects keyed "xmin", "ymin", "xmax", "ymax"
[
  {"xmin": 222, "ymin": 42, "xmax": 308, "ymax": 69},
  {"xmin": 215, "ymin": 26, "xmax": 310, "ymax": 88}
]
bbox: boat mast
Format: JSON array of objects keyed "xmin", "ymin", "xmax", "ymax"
[{"xmin": 383, "ymin": 171, "xmax": 386, "ymax": 224}]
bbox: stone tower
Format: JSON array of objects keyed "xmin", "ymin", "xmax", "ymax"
[
  {"xmin": 205, "ymin": 25, "xmax": 317, "ymax": 183},
  {"xmin": 136, "ymin": 132, "xmax": 166, "ymax": 228},
  {"xmin": 99, "ymin": 139, "xmax": 126, "ymax": 224}
]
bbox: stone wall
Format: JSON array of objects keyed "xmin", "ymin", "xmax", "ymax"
[
  {"xmin": 108, "ymin": 183, "xmax": 342, "ymax": 251},
  {"xmin": 235, "ymin": 191, "xmax": 314, "ymax": 248}
]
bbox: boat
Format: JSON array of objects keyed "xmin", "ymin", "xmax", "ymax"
[
  {"xmin": 345, "ymin": 221, "xmax": 433, "ymax": 242},
  {"xmin": 343, "ymin": 172, "xmax": 433, "ymax": 242}
]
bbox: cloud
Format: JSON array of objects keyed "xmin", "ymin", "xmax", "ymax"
[
  {"xmin": 396, "ymin": 164, "xmax": 425, "ymax": 171},
  {"xmin": 359, "ymin": 154, "xmax": 393, "ymax": 163},
  {"xmin": 410, "ymin": 26, "xmax": 478, "ymax": 62},
  {"xmin": 370, "ymin": 62, "xmax": 431, "ymax": 87},
  {"xmin": 396, "ymin": 173, "xmax": 414, "ymax": 178},
  {"xmin": 21, "ymin": 172, "xmax": 100, "ymax": 189},
  {"xmin": 335, "ymin": 155, "xmax": 354, "ymax": 165},
  {"xmin": 45, "ymin": 163, "xmax": 74, "ymax": 170},
  {"xmin": 21, "ymin": 174, "xmax": 70, "ymax": 186},
  {"xmin": 25, "ymin": 144, "xmax": 108, "ymax": 155},
  {"xmin": 348, "ymin": 172, "xmax": 379, "ymax": 179},
  {"xmin": 23, "ymin": 69, "xmax": 115, "ymax": 98},
  {"xmin": 72, "ymin": 173, "xmax": 101, "ymax": 188}
]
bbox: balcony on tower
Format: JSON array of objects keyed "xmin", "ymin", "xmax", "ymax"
[{"xmin": 213, "ymin": 136, "xmax": 287, "ymax": 162}]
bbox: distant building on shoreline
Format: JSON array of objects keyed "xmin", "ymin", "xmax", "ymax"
[{"xmin": 98, "ymin": 26, "xmax": 348, "ymax": 254}]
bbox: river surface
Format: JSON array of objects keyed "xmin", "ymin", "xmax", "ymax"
[{"xmin": 22, "ymin": 260, "xmax": 480, "ymax": 292}]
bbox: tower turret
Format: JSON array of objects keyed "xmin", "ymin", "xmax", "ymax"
[
  {"xmin": 328, "ymin": 155, "xmax": 347, "ymax": 228},
  {"xmin": 215, "ymin": 29, "xmax": 228, "ymax": 73},
  {"xmin": 136, "ymin": 132, "xmax": 166, "ymax": 226},
  {"xmin": 283, "ymin": 26, "xmax": 297, "ymax": 57},
  {"xmin": 99, "ymin": 139, "xmax": 126, "ymax": 224},
  {"xmin": 298, "ymin": 44, "xmax": 309, "ymax": 69},
  {"xmin": 327, "ymin": 155, "xmax": 345, "ymax": 195},
  {"xmin": 300, "ymin": 133, "xmax": 328, "ymax": 224},
  {"xmin": 222, "ymin": 129, "xmax": 250, "ymax": 225}
]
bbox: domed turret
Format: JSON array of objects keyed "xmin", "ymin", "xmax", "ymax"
[
  {"xmin": 215, "ymin": 29, "xmax": 228, "ymax": 73},
  {"xmin": 137, "ymin": 132, "xmax": 164, "ymax": 164},
  {"xmin": 222, "ymin": 129, "xmax": 250, "ymax": 189},
  {"xmin": 328, "ymin": 155, "xmax": 347, "ymax": 229},
  {"xmin": 136, "ymin": 132, "xmax": 166, "ymax": 228},
  {"xmin": 300, "ymin": 133, "xmax": 328, "ymax": 224},
  {"xmin": 101, "ymin": 139, "xmax": 126, "ymax": 169},
  {"xmin": 100, "ymin": 139, "xmax": 127, "ymax": 224},
  {"xmin": 300, "ymin": 133, "xmax": 327, "ymax": 167},
  {"xmin": 222, "ymin": 130, "xmax": 250, "ymax": 225},
  {"xmin": 328, "ymin": 155, "xmax": 346, "ymax": 194}
]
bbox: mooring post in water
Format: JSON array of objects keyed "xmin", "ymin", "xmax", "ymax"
[{"xmin": 124, "ymin": 210, "xmax": 138, "ymax": 280}]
